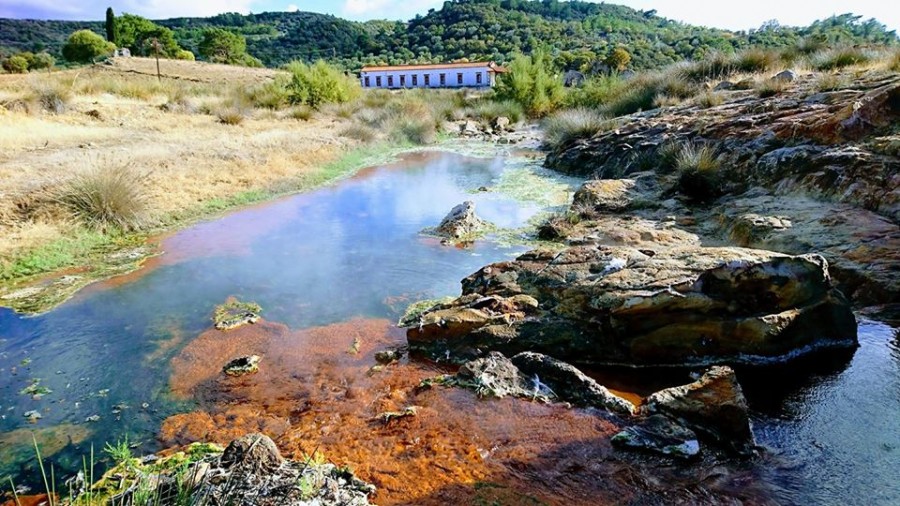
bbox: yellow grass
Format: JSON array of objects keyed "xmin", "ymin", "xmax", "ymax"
[{"xmin": 0, "ymin": 60, "xmax": 352, "ymax": 264}]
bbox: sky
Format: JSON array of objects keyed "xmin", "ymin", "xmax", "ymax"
[{"xmin": 0, "ymin": 0, "xmax": 897, "ymax": 33}]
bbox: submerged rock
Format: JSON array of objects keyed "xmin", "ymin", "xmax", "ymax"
[
  {"xmin": 433, "ymin": 201, "xmax": 493, "ymax": 241},
  {"xmin": 214, "ymin": 298, "xmax": 262, "ymax": 331},
  {"xmin": 406, "ymin": 245, "xmax": 857, "ymax": 366},
  {"xmin": 612, "ymin": 414, "xmax": 700, "ymax": 459},
  {"xmin": 451, "ymin": 351, "xmax": 634, "ymax": 415},
  {"xmin": 220, "ymin": 433, "xmax": 284, "ymax": 474},
  {"xmin": 223, "ymin": 355, "xmax": 261, "ymax": 376},
  {"xmin": 643, "ymin": 366, "xmax": 754, "ymax": 455}
]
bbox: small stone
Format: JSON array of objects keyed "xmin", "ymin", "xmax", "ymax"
[
  {"xmin": 24, "ymin": 410, "xmax": 42, "ymax": 422},
  {"xmin": 612, "ymin": 415, "xmax": 700, "ymax": 459},
  {"xmin": 223, "ymin": 355, "xmax": 261, "ymax": 377},
  {"xmin": 374, "ymin": 349, "xmax": 403, "ymax": 364},
  {"xmin": 85, "ymin": 415, "xmax": 101, "ymax": 423},
  {"xmin": 772, "ymin": 70, "xmax": 797, "ymax": 82}
]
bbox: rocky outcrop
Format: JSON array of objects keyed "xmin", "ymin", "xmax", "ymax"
[
  {"xmin": 222, "ymin": 355, "xmax": 261, "ymax": 376},
  {"xmin": 643, "ymin": 366, "xmax": 755, "ymax": 455},
  {"xmin": 405, "ymin": 244, "xmax": 857, "ymax": 366},
  {"xmin": 543, "ymin": 72, "xmax": 899, "ymax": 305},
  {"xmin": 432, "ymin": 201, "xmax": 493, "ymax": 241}
]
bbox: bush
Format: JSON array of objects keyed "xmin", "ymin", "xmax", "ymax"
[
  {"xmin": 3, "ymin": 55, "xmax": 29, "ymax": 73},
  {"xmin": 174, "ymin": 49, "xmax": 195, "ymax": 61},
  {"xmin": 29, "ymin": 80, "xmax": 71, "ymax": 114},
  {"xmin": 812, "ymin": 47, "xmax": 873, "ymax": 71},
  {"xmin": 542, "ymin": 108, "xmax": 613, "ymax": 150},
  {"xmin": 389, "ymin": 117, "xmax": 436, "ymax": 145},
  {"xmin": 469, "ymin": 99, "xmax": 524, "ymax": 124},
  {"xmin": 674, "ymin": 143, "xmax": 722, "ymax": 203},
  {"xmin": 495, "ymin": 48, "xmax": 565, "ymax": 117},
  {"xmin": 29, "ymin": 52, "xmax": 55, "ymax": 71},
  {"xmin": 695, "ymin": 91, "xmax": 724, "ymax": 108},
  {"xmin": 284, "ymin": 60, "xmax": 361, "ymax": 108},
  {"xmin": 566, "ymin": 73, "xmax": 627, "ymax": 108},
  {"xmin": 890, "ymin": 50, "xmax": 900, "ymax": 72},
  {"xmin": 754, "ymin": 78, "xmax": 789, "ymax": 98},
  {"xmin": 217, "ymin": 108, "xmax": 246, "ymax": 125},
  {"xmin": 245, "ymin": 75, "xmax": 291, "ymax": 109},
  {"xmin": 58, "ymin": 163, "xmax": 148, "ymax": 231},
  {"xmin": 340, "ymin": 123, "xmax": 377, "ymax": 142},
  {"xmin": 288, "ymin": 105, "xmax": 313, "ymax": 121},
  {"xmin": 62, "ymin": 29, "xmax": 114, "ymax": 63},
  {"xmin": 814, "ymin": 73, "xmax": 850, "ymax": 92},
  {"xmin": 677, "ymin": 52, "xmax": 735, "ymax": 82},
  {"xmin": 733, "ymin": 48, "xmax": 780, "ymax": 74}
]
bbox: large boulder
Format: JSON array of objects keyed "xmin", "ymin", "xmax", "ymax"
[
  {"xmin": 642, "ymin": 366, "xmax": 755, "ymax": 455},
  {"xmin": 220, "ymin": 433, "xmax": 284, "ymax": 474},
  {"xmin": 405, "ymin": 244, "xmax": 857, "ymax": 366}
]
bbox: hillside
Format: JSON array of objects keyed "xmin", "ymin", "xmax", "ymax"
[{"xmin": 1, "ymin": 0, "xmax": 898, "ymax": 70}]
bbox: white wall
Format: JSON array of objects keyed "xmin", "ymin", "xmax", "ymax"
[{"xmin": 360, "ymin": 67, "xmax": 494, "ymax": 89}]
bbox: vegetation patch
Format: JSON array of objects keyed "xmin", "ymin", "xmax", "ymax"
[
  {"xmin": 57, "ymin": 162, "xmax": 149, "ymax": 232},
  {"xmin": 213, "ymin": 297, "xmax": 262, "ymax": 330},
  {"xmin": 542, "ymin": 108, "xmax": 615, "ymax": 150},
  {"xmin": 674, "ymin": 143, "xmax": 724, "ymax": 203}
]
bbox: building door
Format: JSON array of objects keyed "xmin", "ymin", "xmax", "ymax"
[
  {"xmin": 412, "ymin": 74, "xmax": 418, "ymax": 86},
  {"xmin": 476, "ymin": 73, "xmax": 482, "ymax": 86},
  {"xmin": 400, "ymin": 75, "xmax": 406, "ymax": 87},
  {"xmin": 457, "ymin": 73, "xmax": 463, "ymax": 85},
  {"xmin": 376, "ymin": 76, "xmax": 382, "ymax": 87},
  {"xmin": 424, "ymin": 74, "xmax": 430, "ymax": 86},
  {"xmin": 365, "ymin": 76, "xmax": 370, "ymax": 87},
  {"xmin": 387, "ymin": 76, "xmax": 394, "ymax": 88},
  {"xmin": 439, "ymin": 73, "xmax": 446, "ymax": 86}
]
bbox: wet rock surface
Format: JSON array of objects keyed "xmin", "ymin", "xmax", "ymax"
[
  {"xmin": 643, "ymin": 366, "xmax": 755, "ymax": 455},
  {"xmin": 432, "ymin": 201, "xmax": 492, "ymax": 241},
  {"xmin": 612, "ymin": 414, "xmax": 700, "ymax": 459},
  {"xmin": 223, "ymin": 355, "xmax": 261, "ymax": 376},
  {"xmin": 406, "ymin": 244, "xmax": 857, "ymax": 366}
]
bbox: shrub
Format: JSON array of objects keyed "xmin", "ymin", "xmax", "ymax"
[
  {"xmin": 389, "ymin": 117, "xmax": 436, "ymax": 145},
  {"xmin": 695, "ymin": 91, "xmax": 724, "ymax": 108},
  {"xmin": 814, "ymin": 73, "xmax": 850, "ymax": 92},
  {"xmin": 677, "ymin": 52, "xmax": 735, "ymax": 82},
  {"xmin": 674, "ymin": 143, "xmax": 722, "ymax": 203},
  {"xmin": 29, "ymin": 52, "xmax": 55, "ymax": 72},
  {"xmin": 289, "ymin": 105, "xmax": 313, "ymax": 121},
  {"xmin": 3, "ymin": 55, "xmax": 29, "ymax": 74},
  {"xmin": 812, "ymin": 47, "xmax": 873, "ymax": 71},
  {"xmin": 565, "ymin": 73, "xmax": 627, "ymax": 108},
  {"xmin": 58, "ymin": 163, "xmax": 148, "ymax": 231},
  {"xmin": 469, "ymin": 99, "xmax": 524, "ymax": 124},
  {"xmin": 601, "ymin": 71, "xmax": 697, "ymax": 117},
  {"xmin": 733, "ymin": 48, "xmax": 780, "ymax": 74},
  {"xmin": 217, "ymin": 108, "xmax": 246, "ymax": 125},
  {"xmin": 62, "ymin": 29, "xmax": 114, "ymax": 63},
  {"xmin": 653, "ymin": 94, "xmax": 684, "ymax": 108},
  {"xmin": 542, "ymin": 108, "xmax": 613, "ymax": 150},
  {"xmin": 245, "ymin": 75, "xmax": 291, "ymax": 109},
  {"xmin": 495, "ymin": 48, "xmax": 566, "ymax": 117},
  {"xmin": 174, "ymin": 49, "xmax": 195, "ymax": 61},
  {"xmin": 29, "ymin": 80, "xmax": 71, "ymax": 114},
  {"xmin": 340, "ymin": 123, "xmax": 377, "ymax": 142},
  {"xmin": 285, "ymin": 60, "xmax": 361, "ymax": 108},
  {"xmin": 890, "ymin": 50, "xmax": 900, "ymax": 72},
  {"xmin": 754, "ymin": 78, "xmax": 789, "ymax": 98}
]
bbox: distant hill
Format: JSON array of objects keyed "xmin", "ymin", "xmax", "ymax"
[{"xmin": 2, "ymin": 0, "xmax": 897, "ymax": 70}]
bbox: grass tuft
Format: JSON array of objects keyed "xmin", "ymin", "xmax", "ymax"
[
  {"xmin": 217, "ymin": 108, "xmax": 247, "ymax": 125},
  {"xmin": 811, "ymin": 47, "xmax": 873, "ymax": 71},
  {"xmin": 754, "ymin": 78, "xmax": 789, "ymax": 98},
  {"xmin": 340, "ymin": 123, "xmax": 377, "ymax": 143},
  {"xmin": 674, "ymin": 143, "xmax": 723, "ymax": 203},
  {"xmin": 58, "ymin": 162, "xmax": 148, "ymax": 232},
  {"xmin": 695, "ymin": 91, "xmax": 724, "ymax": 108},
  {"xmin": 542, "ymin": 108, "xmax": 613, "ymax": 150},
  {"xmin": 28, "ymin": 80, "xmax": 71, "ymax": 114}
]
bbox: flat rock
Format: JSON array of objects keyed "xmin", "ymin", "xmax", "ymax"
[{"xmin": 612, "ymin": 414, "xmax": 700, "ymax": 459}]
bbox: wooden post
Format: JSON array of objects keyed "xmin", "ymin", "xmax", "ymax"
[{"xmin": 151, "ymin": 38, "xmax": 161, "ymax": 82}]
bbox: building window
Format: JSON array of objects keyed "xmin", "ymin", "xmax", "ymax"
[
  {"xmin": 439, "ymin": 73, "xmax": 446, "ymax": 86},
  {"xmin": 457, "ymin": 73, "xmax": 463, "ymax": 85},
  {"xmin": 364, "ymin": 76, "xmax": 370, "ymax": 87},
  {"xmin": 412, "ymin": 74, "xmax": 418, "ymax": 86},
  {"xmin": 376, "ymin": 76, "xmax": 382, "ymax": 87},
  {"xmin": 424, "ymin": 74, "xmax": 430, "ymax": 86},
  {"xmin": 400, "ymin": 75, "xmax": 406, "ymax": 87},
  {"xmin": 476, "ymin": 72, "xmax": 482, "ymax": 85},
  {"xmin": 387, "ymin": 75, "xmax": 394, "ymax": 87}
]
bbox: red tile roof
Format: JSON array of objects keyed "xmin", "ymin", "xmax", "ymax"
[{"xmin": 361, "ymin": 61, "xmax": 506, "ymax": 73}]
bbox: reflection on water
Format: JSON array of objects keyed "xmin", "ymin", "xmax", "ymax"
[
  {"xmin": 0, "ymin": 150, "xmax": 898, "ymax": 505},
  {"xmin": 0, "ymin": 150, "xmax": 574, "ymax": 485}
]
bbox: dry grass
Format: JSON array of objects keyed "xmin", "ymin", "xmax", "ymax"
[
  {"xmin": 674, "ymin": 143, "xmax": 723, "ymax": 203},
  {"xmin": 57, "ymin": 162, "xmax": 149, "ymax": 231},
  {"xmin": 0, "ymin": 61, "xmax": 353, "ymax": 264},
  {"xmin": 695, "ymin": 91, "xmax": 724, "ymax": 108},
  {"xmin": 340, "ymin": 124, "xmax": 377, "ymax": 143},
  {"xmin": 542, "ymin": 108, "xmax": 615, "ymax": 150},
  {"xmin": 754, "ymin": 78, "xmax": 790, "ymax": 98}
]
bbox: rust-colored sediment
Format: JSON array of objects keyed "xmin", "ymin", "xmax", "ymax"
[
  {"xmin": 1, "ymin": 495, "xmax": 53, "ymax": 506},
  {"xmin": 164, "ymin": 319, "xmax": 773, "ymax": 505}
]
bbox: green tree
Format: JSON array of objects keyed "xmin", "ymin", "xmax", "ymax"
[
  {"xmin": 199, "ymin": 28, "xmax": 252, "ymax": 65},
  {"xmin": 117, "ymin": 14, "xmax": 180, "ymax": 57},
  {"xmin": 2, "ymin": 55, "xmax": 29, "ymax": 73},
  {"xmin": 29, "ymin": 52, "xmax": 55, "ymax": 71},
  {"xmin": 605, "ymin": 47, "xmax": 632, "ymax": 71},
  {"xmin": 62, "ymin": 30, "xmax": 115, "ymax": 63},
  {"xmin": 284, "ymin": 60, "xmax": 360, "ymax": 107},
  {"xmin": 495, "ymin": 48, "xmax": 565, "ymax": 117},
  {"xmin": 106, "ymin": 7, "xmax": 117, "ymax": 44}
]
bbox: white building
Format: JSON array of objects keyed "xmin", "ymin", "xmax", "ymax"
[{"xmin": 359, "ymin": 62, "xmax": 506, "ymax": 89}]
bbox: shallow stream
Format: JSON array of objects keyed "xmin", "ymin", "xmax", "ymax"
[{"xmin": 0, "ymin": 150, "xmax": 897, "ymax": 505}]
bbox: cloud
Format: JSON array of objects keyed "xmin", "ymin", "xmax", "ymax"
[
  {"xmin": 286, "ymin": 4, "xmax": 298, "ymax": 12},
  {"xmin": 0, "ymin": 0, "xmax": 261, "ymax": 20}
]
